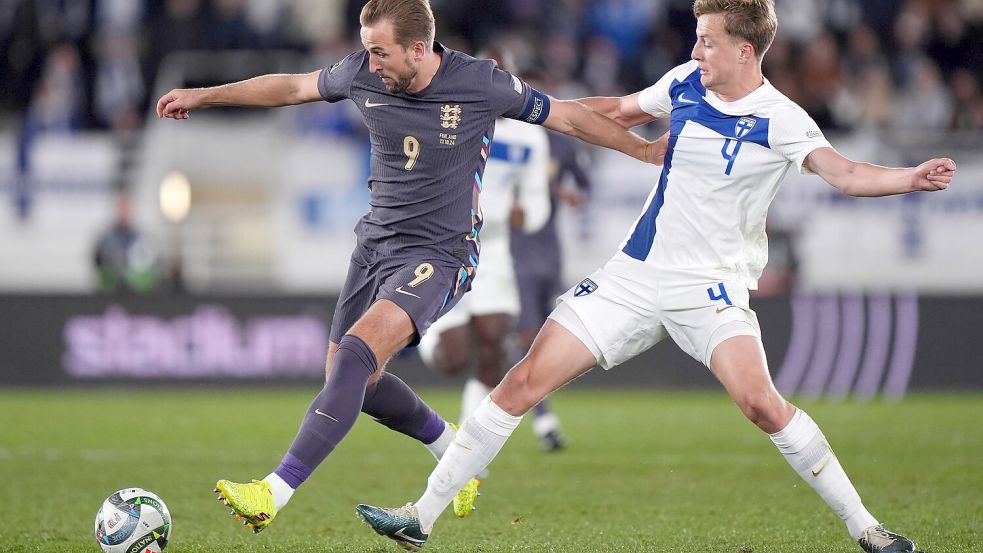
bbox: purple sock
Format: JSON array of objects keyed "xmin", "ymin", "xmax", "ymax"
[
  {"xmin": 362, "ymin": 372, "xmax": 446, "ymax": 444},
  {"xmin": 274, "ymin": 452, "xmax": 312, "ymax": 490},
  {"xmin": 280, "ymin": 334, "xmax": 376, "ymax": 488}
]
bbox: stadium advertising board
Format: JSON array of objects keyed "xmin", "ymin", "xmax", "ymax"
[{"xmin": 0, "ymin": 294, "xmax": 980, "ymax": 394}]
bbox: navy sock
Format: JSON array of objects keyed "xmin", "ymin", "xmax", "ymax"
[
  {"xmin": 532, "ymin": 398, "xmax": 552, "ymax": 417},
  {"xmin": 275, "ymin": 334, "xmax": 376, "ymax": 488},
  {"xmin": 362, "ymin": 372, "xmax": 446, "ymax": 444}
]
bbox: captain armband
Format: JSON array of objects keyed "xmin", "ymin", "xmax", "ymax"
[{"xmin": 519, "ymin": 88, "xmax": 551, "ymax": 125}]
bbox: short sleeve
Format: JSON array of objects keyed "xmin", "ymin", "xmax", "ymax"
[
  {"xmin": 317, "ymin": 51, "xmax": 363, "ymax": 103},
  {"xmin": 486, "ymin": 66, "xmax": 543, "ymax": 122},
  {"xmin": 769, "ymin": 106, "xmax": 832, "ymax": 174},
  {"xmin": 637, "ymin": 61, "xmax": 698, "ymax": 118}
]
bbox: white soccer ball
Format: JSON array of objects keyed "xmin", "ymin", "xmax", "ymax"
[{"xmin": 94, "ymin": 488, "xmax": 172, "ymax": 553}]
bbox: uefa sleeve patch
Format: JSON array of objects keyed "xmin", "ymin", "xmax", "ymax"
[{"xmin": 511, "ymin": 74, "xmax": 523, "ymax": 94}]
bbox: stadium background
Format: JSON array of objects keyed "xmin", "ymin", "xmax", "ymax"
[{"xmin": 0, "ymin": 1, "xmax": 981, "ymax": 552}]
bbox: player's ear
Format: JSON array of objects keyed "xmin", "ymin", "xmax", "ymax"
[
  {"xmin": 410, "ymin": 40, "xmax": 426, "ymax": 62},
  {"xmin": 739, "ymin": 42, "xmax": 755, "ymax": 63}
]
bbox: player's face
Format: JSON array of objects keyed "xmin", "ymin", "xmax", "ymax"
[
  {"xmin": 691, "ymin": 14, "xmax": 746, "ymax": 92},
  {"xmin": 360, "ymin": 20, "xmax": 419, "ymax": 94}
]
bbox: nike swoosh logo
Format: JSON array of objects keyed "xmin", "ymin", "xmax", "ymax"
[
  {"xmin": 395, "ymin": 286, "xmax": 421, "ymax": 298},
  {"xmin": 364, "ymin": 99, "xmax": 389, "ymax": 108},
  {"xmin": 715, "ymin": 306, "xmax": 734, "ymax": 314},
  {"xmin": 393, "ymin": 528, "xmax": 424, "ymax": 545},
  {"xmin": 677, "ymin": 92, "xmax": 698, "ymax": 104},
  {"xmin": 452, "ymin": 441, "xmax": 473, "ymax": 452},
  {"xmin": 314, "ymin": 409, "xmax": 340, "ymax": 422},
  {"xmin": 811, "ymin": 457, "xmax": 830, "ymax": 477}
]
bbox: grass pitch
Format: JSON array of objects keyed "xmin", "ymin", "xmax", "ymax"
[{"xmin": 1, "ymin": 388, "xmax": 980, "ymax": 552}]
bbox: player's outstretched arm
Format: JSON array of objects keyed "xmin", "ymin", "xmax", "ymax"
[
  {"xmin": 805, "ymin": 147, "xmax": 956, "ymax": 197},
  {"xmin": 543, "ymin": 97, "xmax": 665, "ymax": 165},
  {"xmin": 577, "ymin": 92, "xmax": 658, "ymax": 129},
  {"xmin": 156, "ymin": 70, "xmax": 322, "ymax": 120}
]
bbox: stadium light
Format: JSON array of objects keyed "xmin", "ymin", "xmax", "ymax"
[{"xmin": 159, "ymin": 171, "xmax": 191, "ymax": 224}]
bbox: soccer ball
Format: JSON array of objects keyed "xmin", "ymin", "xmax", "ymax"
[{"xmin": 94, "ymin": 488, "xmax": 171, "ymax": 553}]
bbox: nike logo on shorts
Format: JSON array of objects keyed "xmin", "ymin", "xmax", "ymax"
[
  {"xmin": 395, "ymin": 286, "xmax": 421, "ymax": 298},
  {"xmin": 715, "ymin": 306, "xmax": 734, "ymax": 314}
]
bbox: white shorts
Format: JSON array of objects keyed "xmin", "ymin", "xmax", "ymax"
[{"xmin": 548, "ymin": 252, "xmax": 761, "ymax": 369}]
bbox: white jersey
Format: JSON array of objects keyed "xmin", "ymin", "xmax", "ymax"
[
  {"xmin": 626, "ymin": 60, "xmax": 831, "ymax": 289},
  {"xmin": 480, "ymin": 117, "xmax": 551, "ymax": 247}
]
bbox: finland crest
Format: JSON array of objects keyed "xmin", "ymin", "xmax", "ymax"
[
  {"xmin": 735, "ymin": 116, "xmax": 756, "ymax": 139},
  {"xmin": 574, "ymin": 278, "xmax": 598, "ymax": 297}
]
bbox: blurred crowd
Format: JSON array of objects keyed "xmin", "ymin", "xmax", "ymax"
[{"xmin": 2, "ymin": 0, "xmax": 983, "ymax": 138}]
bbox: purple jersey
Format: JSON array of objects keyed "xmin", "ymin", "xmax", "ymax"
[{"xmin": 318, "ymin": 42, "xmax": 548, "ymax": 271}]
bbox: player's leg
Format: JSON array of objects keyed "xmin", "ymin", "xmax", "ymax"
[
  {"xmin": 217, "ymin": 299, "xmax": 416, "ymax": 531},
  {"xmin": 358, "ymin": 317, "xmax": 598, "ymax": 547},
  {"xmin": 357, "ymin": 257, "xmax": 666, "ymax": 548},
  {"xmin": 467, "ymin": 312, "xmax": 511, "ymax": 418},
  {"xmin": 709, "ymin": 334, "xmax": 914, "ymax": 552}
]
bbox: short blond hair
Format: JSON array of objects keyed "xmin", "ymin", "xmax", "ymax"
[
  {"xmin": 693, "ymin": 0, "xmax": 778, "ymax": 59},
  {"xmin": 360, "ymin": 0, "xmax": 435, "ymax": 50}
]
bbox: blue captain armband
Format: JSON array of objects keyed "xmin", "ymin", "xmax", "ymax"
[{"xmin": 520, "ymin": 87, "xmax": 551, "ymax": 125}]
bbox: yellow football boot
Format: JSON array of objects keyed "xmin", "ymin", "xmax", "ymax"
[{"xmin": 214, "ymin": 479, "xmax": 277, "ymax": 533}]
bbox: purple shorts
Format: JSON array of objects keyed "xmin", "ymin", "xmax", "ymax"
[{"xmin": 329, "ymin": 243, "xmax": 475, "ymax": 346}]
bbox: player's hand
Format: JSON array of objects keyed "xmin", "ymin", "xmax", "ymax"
[
  {"xmin": 913, "ymin": 157, "xmax": 956, "ymax": 191},
  {"xmin": 510, "ymin": 203, "xmax": 526, "ymax": 229},
  {"xmin": 644, "ymin": 132, "xmax": 671, "ymax": 166},
  {"xmin": 558, "ymin": 187, "xmax": 586, "ymax": 208},
  {"xmin": 156, "ymin": 89, "xmax": 202, "ymax": 120}
]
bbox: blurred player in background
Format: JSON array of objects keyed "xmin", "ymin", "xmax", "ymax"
[
  {"xmin": 357, "ymin": 1, "xmax": 956, "ymax": 552},
  {"xmin": 417, "ymin": 50, "xmax": 565, "ymax": 465},
  {"xmin": 156, "ymin": 0, "xmax": 663, "ymax": 539},
  {"xmin": 509, "ymin": 74, "xmax": 594, "ymax": 451}
]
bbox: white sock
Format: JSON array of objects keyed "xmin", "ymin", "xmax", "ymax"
[
  {"xmin": 415, "ymin": 397, "xmax": 521, "ymax": 532},
  {"xmin": 423, "ymin": 420, "xmax": 456, "ymax": 462},
  {"xmin": 460, "ymin": 378, "xmax": 491, "ymax": 423},
  {"xmin": 263, "ymin": 472, "xmax": 294, "ymax": 511},
  {"xmin": 769, "ymin": 409, "xmax": 879, "ymax": 540}
]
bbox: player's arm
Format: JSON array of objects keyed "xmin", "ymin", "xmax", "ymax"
[
  {"xmin": 156, "ymin": 71, "xmax": 322, "ymax": 120},
  {"xmin": 542, "ymin": 97, "xmax": 665, "ymax": 165},
  {"xmin": 805, "ymin": 147, "xmax": 956, "ymax": 197},
  {"xmin": 576, "ymin": 92, "xmax": 658, "ymax": 129}
]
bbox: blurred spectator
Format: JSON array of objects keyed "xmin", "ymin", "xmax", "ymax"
[
  {"xmin": 893, "ymin": 58, "xmax": 954, "ymax": 132},
  {"xmin": 1, "ymin": 0, "xmax": 982, "ymax": 136},
  {"xmin": 145, "ymin": 0, "xmax": 207, "ymax": 94},
  {"xmin": 796, "ymin": 32, "xmax": 841, "ymax": 129},
  {"xmin": 93, "ymin": 30, "xmax": 144, "ymax": 133},
  {"xmin": 207, "ymin": 0, "xmax": 261, "ymax": 50},
  {"xmin": 92, "ymin": 190, "xmax": 162, "ymax": 295},
  {"xmin": 950, "ymin": 68, "xmax": 983, "ymax": 129}
]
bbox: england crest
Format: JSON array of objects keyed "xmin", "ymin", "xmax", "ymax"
[{"xmin": 574, "ymin": 278, "xmax": 598, "ymax": 297}]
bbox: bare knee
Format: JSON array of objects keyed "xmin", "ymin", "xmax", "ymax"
[{"xmin": 738, "ymin": 390, "xmax": 793, "ymax": 433}]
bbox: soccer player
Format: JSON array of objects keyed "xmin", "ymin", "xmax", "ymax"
[
  {"xmin": 355, "ymin": 1, "xmax": 956, "ymax": 551},
  {"xmin": 155, "ymin": 0, "xmax": 663, "ymax": 535},
  {"xmin": 416, "ymin": 51, "xmax": 564, "ymax": 461}
]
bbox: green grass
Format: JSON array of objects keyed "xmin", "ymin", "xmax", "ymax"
[{"xmin": 1, "ymin": 389, "xmax": 980, "ymax": 552}]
